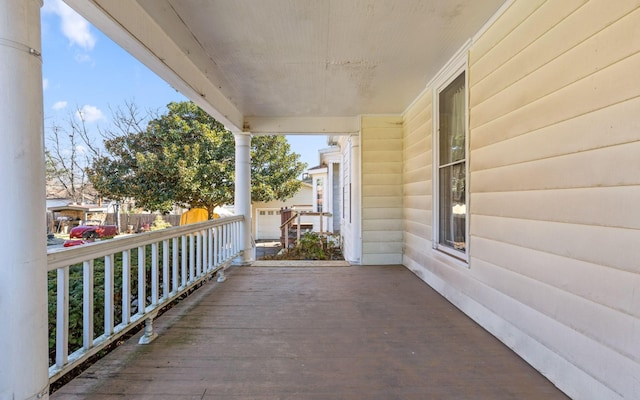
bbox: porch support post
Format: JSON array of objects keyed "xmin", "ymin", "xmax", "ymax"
[
  {"xmin": 0, "ymin": 0, "xmax": 50, "ymax": 399},
  {"xmin": 326, "ymin": 161, "xmax": 335, "ymax": 233},
  {"xmin": 351, "ymin": 134, "xmax": 362, "ymax": 264},
  {"xmin": 234, "ymin": 132, "xmax": 254, "ymax": 264}
]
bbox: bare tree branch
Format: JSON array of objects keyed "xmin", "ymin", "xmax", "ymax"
[
  {"xmin": 100, "ymin": 100, "xmax": 151, "ymax": 140},
  {"xmin": 45, "ymin": 108, "xmax": 102, "ymax": 204}
]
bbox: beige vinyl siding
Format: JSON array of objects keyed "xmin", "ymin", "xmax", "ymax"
[
  {"xmin": 472, "ymin": 187, "xmax": 640, "ymax": 231},
  {"xmin": 470, "ymin": 1, "xmax": 640, "ymax": 148},
  {"xmin": 471, "ymin": 0, "xmax": 639, "ymax": 108},
  {"xmin": 402, "ymin": 90, "xmax": 433, "ymax": 263},
  {"xmin": 466, "ymin": 1, "xmax": 640, "ymax": 399},
  {"xmin": 400, "ymin": 1, "xmax": 640, "ymax": 399},
  {"xmin": 470, "ymin": 96, "xmax": 640, "ymax": 172},
  {"xmin": 360, "ymin": 116, "xmax": 403, "ymax": 264},
  {"xmin": 469, "ymin": 0, "xmax": 545, "ymax": 66}
]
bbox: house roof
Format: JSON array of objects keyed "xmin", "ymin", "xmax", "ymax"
[
  {"xmin": 66, "ymin": 0, "xmax": 506, "ymax": 134},
  {"xmin": 307, "ymin": 164, "xmax": 328, "ymax": 173}
]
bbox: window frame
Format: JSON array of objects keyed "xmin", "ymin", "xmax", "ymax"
[
  {"xmin": 432, "ymin": 59, "xmax": 470, "ymax": 263},
  {"xmin": 316, "ymin": 177, "xmax": 324, "ymax": 213}
]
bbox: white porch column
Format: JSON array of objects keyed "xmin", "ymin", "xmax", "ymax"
[
  {"xmin": 351, "ymin": 134, "xmax": 362, "ymax": 264},
  {"xmin": 326, "ymin": 161, "xmax": 334, "ymax": 233},
  {"xmin": 234, "ymin": 132, "xmax": 254, "ymax": 264},
  {"xmin": 0, "ymin": 0, "xmax": 50, "ymax": 399}
]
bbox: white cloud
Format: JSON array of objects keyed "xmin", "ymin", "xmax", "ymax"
[
  {"xmin": 52, "ymin": 101, "xmax": 68, "ymax": 110},
  {"xmin": 76, "ymin": 105, "xmax": 104, "ymax": 122},
  {"xmin": 43, "ymin": 78, "xmax": 49, "ymax": 90},
  {"xmin": 43, "ymin": 0, "xmax": 96, "ymax": 51},
  {"xmin": 74, "ymin": 53, "xmax": 92, "ymax": 64}
]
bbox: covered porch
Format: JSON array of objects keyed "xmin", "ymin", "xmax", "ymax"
[
  {"xmin": 3, "ymin": 0, "xmax": 639, "ymax": 398},
  {"xmin": 51, "ymin": 265, "xmax": 568, "ymax": 399}
]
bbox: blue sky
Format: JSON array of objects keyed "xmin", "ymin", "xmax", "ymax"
[{"xmin": 40, "ymin": 0, "xmax": 326, "ymax": 170}]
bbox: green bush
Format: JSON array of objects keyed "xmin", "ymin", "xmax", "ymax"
[
  {"xmin": 268, "ymin": 232, "xmax": 343, "ymax": 261},
  {"xmin": 150, "ymin": 215, "xmax": 172, "ymax": 231},
  {"xmin": 297, "ymin": 232, "xmax": 327, "ymax": 260}
]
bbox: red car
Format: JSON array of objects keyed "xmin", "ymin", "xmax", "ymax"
[{"xmin": 69, "ymin": 220, "xmax": 119, "ymax": 240}]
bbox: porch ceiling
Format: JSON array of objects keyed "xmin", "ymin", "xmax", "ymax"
[{"xmin": 64, "ymin": 0, "xmax": 505, "ymax": 133}]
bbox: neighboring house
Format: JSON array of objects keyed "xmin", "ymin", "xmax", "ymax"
[
  {"xmin": 307, "ymin": 144, "xmax": 342, "ymax": 235},
  {"xmin": 251, "ymin": 182, "xmax": 313, "ymax": 240}
]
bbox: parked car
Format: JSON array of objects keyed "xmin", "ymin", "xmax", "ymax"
[
  {"xmin": 69, "ymin": 220, "xmax": 119, "ymax": 240},
  {"xmin": 63, "ymin": 239, "xmax": 87, "ymax": 247}
]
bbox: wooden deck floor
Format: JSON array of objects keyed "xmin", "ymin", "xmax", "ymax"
[{"xmin": 52, "ymin": 265, "xmax": 570, "ymax": 399}]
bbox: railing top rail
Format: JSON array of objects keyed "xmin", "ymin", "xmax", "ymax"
[
  {"xmin": 296, "ymin": 211, "xmax": 332, "ymax": 217},
  {"xmin": 280, "ymin": 213, "xmax": 299, "ymax": 229},
  {"xmin": 47, "ymin": 215, "xmax": 244, "ymax": 271}
]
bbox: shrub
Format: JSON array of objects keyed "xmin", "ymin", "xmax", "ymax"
[
  {"xmin": 150, "ymin": 215, "xmax": 172, "ymax": 231},
  {"xmin": 267, "ymin": 232, "xmax": 343, "ymax": 261}
]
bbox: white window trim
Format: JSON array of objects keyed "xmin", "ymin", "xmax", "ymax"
[{"xmin": 431, "ymin": 48, "xmax": 470, "ymax": 264}]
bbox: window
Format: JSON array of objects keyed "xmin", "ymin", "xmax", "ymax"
[
  {"xmin": 436, "ymin": 71, "xmax": 467, "ymax": 257},
  {"xmin": 316, "ymin": 178, "xmax": 323, "ymax": 213}
]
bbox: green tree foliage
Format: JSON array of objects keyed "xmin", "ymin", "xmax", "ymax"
[{"xmin": 89, "ymin": 101, "xmax": 307, "ymax": 217}]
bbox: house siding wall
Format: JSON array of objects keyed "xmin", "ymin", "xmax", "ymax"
[
  {"xmin": 403, "ymin": 1, "xmax": 640, "ymax": 399},
  {"xmin": 361, "ymin": 115, "xmax": 404, "ymax": 265},
  {"xmin": 402, "ymin": 90, "xmax": 433, "ymax": 266}
]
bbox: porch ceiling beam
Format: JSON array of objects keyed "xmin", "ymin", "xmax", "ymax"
[
  {"xmin": 244, "ymin": 116, "xmax": 360, "ymax": 135},
  {"xmin": 64, "ymin": 0, "xmax": 245, "ymax": 132}
]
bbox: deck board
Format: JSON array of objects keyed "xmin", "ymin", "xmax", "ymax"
[{"xmin": 52, "ymin": 266, "xmax": 569, "ymax": 399}]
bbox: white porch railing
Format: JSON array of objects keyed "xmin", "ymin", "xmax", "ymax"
[{"xmin": 46, "ymin": 215, "xmax": 243, "ymax": 384}]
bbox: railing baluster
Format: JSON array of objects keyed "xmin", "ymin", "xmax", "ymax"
[
  {"xmin": 222, "ymin": 225, "xmax": 229, "ymax": 262},
  {"xmin": 232, "ymin": 221, "xmax": 237, "ymax": 254},
  {"xmin": 189, "ymin": 233, "xmax": 195, "ymax": 282},
  {"xmin": 235, "ymin": 221, "xmax": 240, "ymax": 254},
  {"xmin": 220, "ymin": 224, "xmax": 226, "ymax": 260},
  {"xmin": 104, "ymin": 254, "xmax": 114, "ymax": 336},
  {"xmin": 56, "ymin": 266, "xmax": 69, "ymax": 369},
  {"xmin": 162, "ymin": 239, "xmax": 169, "ymax": 300},
  {"xmin": 151, "ymin": 242, "xmax": 158, "ymax": 306},
  {"xmin": 232, "ymin": 221, "xmax": 236, "ymax": 254},
  {"xmin": 213, "ymin": 226, "xmax": 219, "ymax": 267},
  {"xmin": 181, "ymin": 235, "xmax": 187, "ymax": 288},
  {"xmin": 196, "ymin": 230, "xmax": 202, "ymax": 277},
  {"xmin": 229, "ymin": 223, "xmax": 234, "ymax": 259},
  {"xmin": 232, "ymin": 223, "xmax": 236, "ymax": 257},
  {"xmin": 229, "ymin": 223, "xmax": 234, "ymax": 256},
  {"xmin": 202, "ymin": 229, "xmax": 208, "ymax": 273},
  {"xmin": 138, "ymin": 246, "xmax": 146, "ymax": 315},
  {"xmin": 208, "ymin": 227, "xmax": 214, "ymax": 271},
  {"xmin": 172, "ymin": 237, "xmax": 178, "ymax": 294},
  {"xmin": 219, "ymin": 225, "xmax": 224, "ymax": 263},
  {"xmin": 83, "ymin": 260, "xmax": 94, "ymax": 350},
  {"xmin": 122, "ymin": 250, "xmax": 131, "ymax": 325}
]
